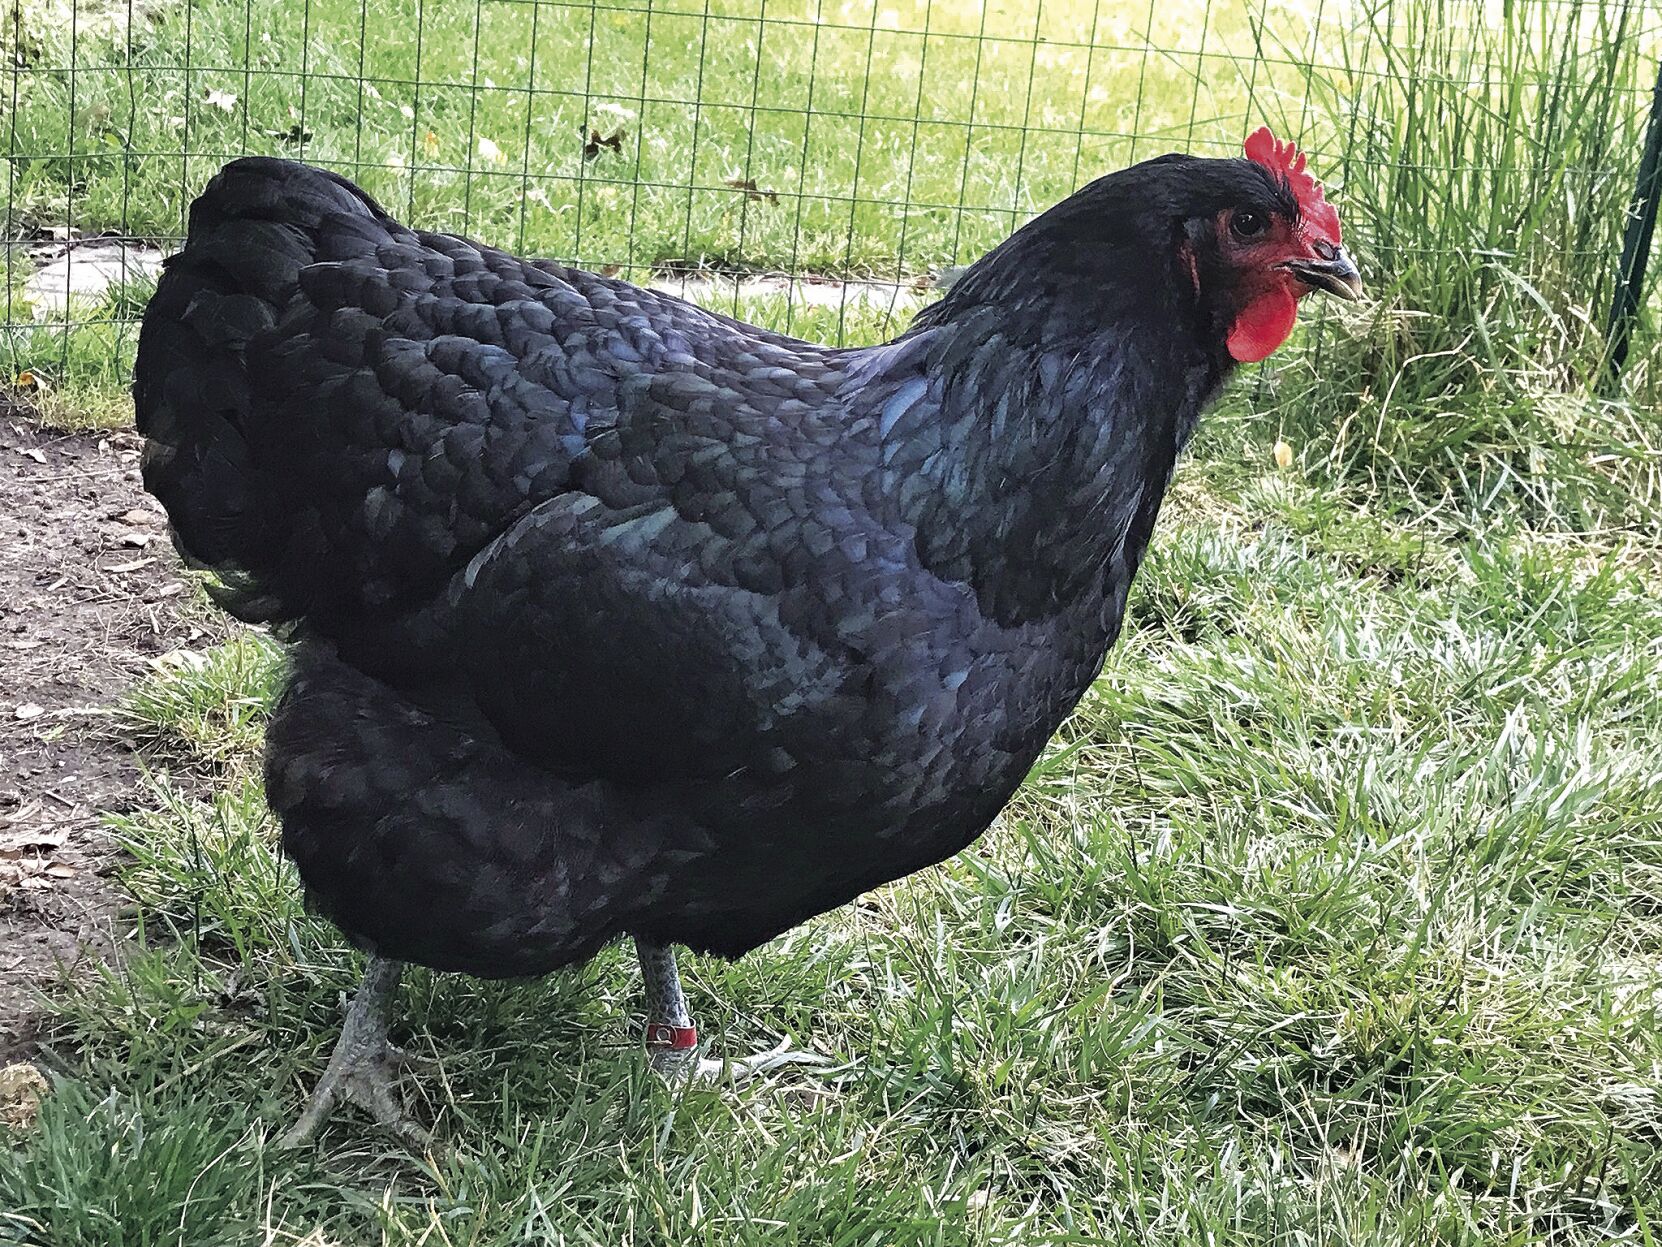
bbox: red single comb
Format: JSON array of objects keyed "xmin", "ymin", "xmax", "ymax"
[{"xmin": 1244, "ymin": 126, "xmax": 1341, "ymax": 246}]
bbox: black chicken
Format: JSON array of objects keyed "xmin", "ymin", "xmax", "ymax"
[{"xmin": 134, "ymin": 128, "xmax": 1359, "ymax": 1145}]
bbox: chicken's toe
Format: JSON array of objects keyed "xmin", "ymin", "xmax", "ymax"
[
  {"xmin": 651, "ymin": 1036, "xmax": 833, "ymax": 1085},
  {"xmin": 276, "ymin": 956, "xmax": 434, "ymax": 1152},
  {"xmin": 279, "ymin": 1045, "xmax": 433, "ymax": 1151}
]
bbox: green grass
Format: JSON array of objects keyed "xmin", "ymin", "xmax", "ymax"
[
  {"xmin": 3, "ymin": 0, "xmax": 1343, "ymax": 273},
  {"xmin": 117, "ymin": 631, "xmax": 285, "ymax": 767},
  {"xmin": 1263, "ymin": 0, "xmax": 1662, "ymax": 524},
  {"xmin": 4, "ymin": 1, "xmax": 1662, "ymax": 1243}
]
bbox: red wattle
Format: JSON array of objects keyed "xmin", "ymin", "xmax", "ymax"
[{"xmin": 1227, "ymin": 286, "xmax": 1299, "ymax": 363}]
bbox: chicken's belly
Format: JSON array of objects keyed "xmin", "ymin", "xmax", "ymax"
[
  {"xmin": 264, "ymin": 637, "xmax": 1058, "ymax": 977},
  {"xmin": 264, "ymin": 644, "xmax": 673, "ymax": 976}
]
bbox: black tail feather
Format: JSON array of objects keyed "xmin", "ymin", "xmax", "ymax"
[{"xmin": 134, "ymin": 157, "xmax": 397, "ymax": 621}]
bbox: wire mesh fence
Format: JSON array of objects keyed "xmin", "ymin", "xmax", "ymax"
[{"xmin": 4, "ymin": 0, "xmax": 1662, "ymax": 418}]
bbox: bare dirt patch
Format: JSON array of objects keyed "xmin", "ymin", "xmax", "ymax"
[{"xmin": 0, "ymin": 404, "xmax": 220, "ymax": 1059}]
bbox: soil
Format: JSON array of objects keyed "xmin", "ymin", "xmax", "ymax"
[{"xmin": 0, "ymin": 403, "xmax": 219, "ymax": 1060}]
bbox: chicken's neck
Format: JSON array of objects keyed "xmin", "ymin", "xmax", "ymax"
[{"xmin": 867, "ymin": 296, "xmax": 1226, "ymax": 631}]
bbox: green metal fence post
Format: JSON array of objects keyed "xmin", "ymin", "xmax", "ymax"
[{"xmin": 1603, "ymin": 57, "xmax": 1662, "ymax": 394}]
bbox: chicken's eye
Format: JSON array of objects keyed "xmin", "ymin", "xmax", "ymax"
[{"xmin": 1231, "ymin": 209, "xmax": 1269, "ymax": 240}]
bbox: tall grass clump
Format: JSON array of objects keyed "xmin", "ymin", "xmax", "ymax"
[{"xmin": 1265, "ymin": 0, "xmax": 1662, "ymax": 527}]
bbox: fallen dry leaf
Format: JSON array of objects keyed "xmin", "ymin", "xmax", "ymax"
[
  {"xmin": 1273, "ymin": 439, "xmax": 1294, "ymax": 469},
  {"xmin": 106, "ymin": 558, "xmax": 155, "ymax": 574},
  {"xmin": 151, "ymin": 648, "xmax": 209, "ymax": 673},
  {"xmin": 204, "ymin": 87, "xmax": 239, "ymax": 112},
  {"xmin": 13, "ymin": 703, "xmax": 44, "ymax": 721},
  {"xmin": 582, "ymin": 127, "xmax": 625, "ymax": 160},
  {"xmin": 0, "ymin": 844, "xmax": 67, "ymax": 864},
  {"xmin": 0, "ymin": 1064, "xmax": 49, "ymax": 1131},
  {"xmin": 267, "ymin": 122, "xmax": 313, "ymax": 145},
  {"xmin": 16, "ymin": 446, "xmax": 45, "ymax": 464},
  {"xmin": 724, "ymin": 177, "xmax": 779, "ymax": 204},
  {"xmin": 0, "ymin": 829, "xmax": 68, "ymax": 854},
  {"xmin": 478, "ymin": 136, "xmax": 503, "ymax": 163}
]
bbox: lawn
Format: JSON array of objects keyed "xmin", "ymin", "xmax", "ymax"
[{"xmin": 3, "ymin": 0, "xmax": 1662, "ymax": 1243}]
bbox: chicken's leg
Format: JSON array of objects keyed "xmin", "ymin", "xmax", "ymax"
[
  {"xmin": 635, "ymin": 938, "xmax": 830, "ymax": 1081},
  {"xmin": 277, "ymin": 956, "xmax": 432, "ymax": 1150}
]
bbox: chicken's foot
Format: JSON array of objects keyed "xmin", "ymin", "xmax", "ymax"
[
  {"xmin": 277, "ymin": 956, "xmax": 434, "ymax": 1151},
  {"xmin": 635, "ymin": 938, "xmax": 832, "ymax": 1083}
]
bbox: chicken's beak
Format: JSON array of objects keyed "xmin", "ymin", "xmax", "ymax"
[{"xmin": 1280, "ymin": 247, "xmax": 1364, "ymax": 301}]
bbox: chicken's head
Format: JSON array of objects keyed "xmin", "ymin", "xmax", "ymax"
[
  {"xmin": 1198, "ymin": 126, "xmax": 1362, "ymax": 363},
  {"xmin": 910, "ymin": 126, "xmax": 1361, "ymax": 370}
]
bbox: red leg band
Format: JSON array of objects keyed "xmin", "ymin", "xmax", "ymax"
[{"xmin": 645, "ymin": 1022, "xmax": 699, "ymax": 1051}]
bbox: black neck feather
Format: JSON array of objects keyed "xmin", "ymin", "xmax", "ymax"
[{"xmin": 865, "ymin": 183, "xmax": 1237, "ymax": 628}]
